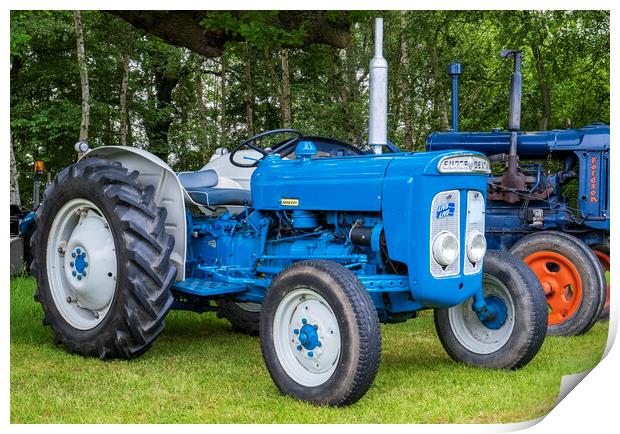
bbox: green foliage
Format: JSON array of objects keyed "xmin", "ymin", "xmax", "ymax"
[
  {"xmin": 10, "ymin": 10, "xmax": 609, "ymax": 207},
  {"xmin": 10, "ymin": 32, "xmax": 31, "ymax": 57},
  {"xmin": 200, "ymin": 11, "xmax": 307, "ymax": 48}
]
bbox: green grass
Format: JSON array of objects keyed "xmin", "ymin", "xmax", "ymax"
[{"xmin": 10, "ymin": 276, "xmax": 608, "ymax": 424}]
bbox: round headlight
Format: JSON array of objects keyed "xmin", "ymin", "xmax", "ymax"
[
  {"xmin": 432, "ymin": 231, "xmax": 459, "ymax": 266},
  {"xmin": 466, "ymin": 231, "xmax": 487, "ymax": 263}
]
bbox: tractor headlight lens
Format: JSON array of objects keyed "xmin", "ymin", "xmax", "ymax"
[
  {"xmin": 466, "ymin": 231, "xmax": 487, "ymax": 264},
  {"xmin": 432, "ymin": 231, "xmax": 459, "ymax": 267}
]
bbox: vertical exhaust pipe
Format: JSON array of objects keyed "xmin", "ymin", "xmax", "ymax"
[
  {"xmin": 448, "ymin": 63, "xmax": 462, "ymax": 131},
  {"xmin": 500, "ymin": 49, "xmax": 524, "ymax": 203},
  {"xmin": 369, "ymin": 17, "xmax": 388, "ymax": 154},
  {"xmin": 503, "ymin": 50, "xmax": 523, "ymax": 142}
]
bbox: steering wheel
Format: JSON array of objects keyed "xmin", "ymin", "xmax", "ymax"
[{"xmin": 229, "ymin": 129, "xmax": 303, "ymax": 168}]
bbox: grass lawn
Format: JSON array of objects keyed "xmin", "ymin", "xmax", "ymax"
[{"xmin": 10, "ymin": 276, "xmax": 608, "ymax": 424}]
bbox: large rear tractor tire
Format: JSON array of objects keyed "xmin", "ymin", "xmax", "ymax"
[
  {"xmin": 260, "ymin": 260, "xmax": 381, "ymax": 406},
  {"xmin": 31, "ymin": 157, "xmax": 176, "ymax": 359},
  {"xmin": 434, "ymin": 250, "xmax": 547, "ymax": 369},
  {"xmin": 592, "ymin": 244, "xmax": 610, "ymax": 320},
  {"xmin": 510, "ymin": 231, "xmax": 605, "ymax": 336}
]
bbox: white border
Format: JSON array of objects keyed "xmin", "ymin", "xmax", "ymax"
[{"xmin": 4, "ymin": 2, "xmax": 617, "ymax": 433}]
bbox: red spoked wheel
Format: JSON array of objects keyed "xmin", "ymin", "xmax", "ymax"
[
  {"xmin": 523, "ymin": 251, "xmax": 583, "ymax": 326},
  {"xmin": 593, "ymin": 248, "xmax": 610, "ymax": 319}
]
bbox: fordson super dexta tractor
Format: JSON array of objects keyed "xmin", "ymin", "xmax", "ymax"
[
  {"xmin": 31, "ymin": 19, "xmax": 547, "ymax": 406},
  {"xmin": 427, "ymin": 50, "xmax": 609, "ymax": 336}
]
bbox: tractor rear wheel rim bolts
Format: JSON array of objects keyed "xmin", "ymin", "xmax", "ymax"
[
  {"xmin": 273, "ymin": 288, "xmax": 341, "ymax": 387},
  {"xmin": 46, "ymin": 199, "xmax": 117, "ymax": 330},
  {"xmin": 448, "ymin": 274, "xmax": 515, "ymax": 354}
]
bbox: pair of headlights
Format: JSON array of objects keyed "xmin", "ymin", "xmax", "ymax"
[{"xmin": 432, "ymin": 230, "xmax": 486, "ymax": 267}]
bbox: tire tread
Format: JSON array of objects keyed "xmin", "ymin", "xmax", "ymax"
[{"xmin": 31, "ymin": 157, "xmax": 176, "ymax": 360}]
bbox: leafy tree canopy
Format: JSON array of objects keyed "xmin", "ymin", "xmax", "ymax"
[{"xmin": 10, "ymin": 10, "xmax": 609, "ymax": 208}]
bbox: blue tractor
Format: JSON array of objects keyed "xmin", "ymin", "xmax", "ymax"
[
  {"xmin": 427, "ymin": 50, "xmax": 609, "ymax": 336},
  {"xmin": 30, "ymin": 20, "xmax": 547, "ymax": 406}
]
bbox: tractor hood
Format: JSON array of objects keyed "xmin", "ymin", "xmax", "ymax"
[
  {"xmin": 251, "ymin": 150, "xmax": 489, "ymax": 212},
  {"xmin": 251, "ymin": 150, "xmax": 490, "ymax": 308}
]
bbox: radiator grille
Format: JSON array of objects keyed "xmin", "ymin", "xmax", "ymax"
[
  {"xmin": 430, "ymin": 190, "xmax": 460, "ymax": 277},
  {"xmin": 464, "ymin": 190, "xmax": 485, "ymax": 275}
]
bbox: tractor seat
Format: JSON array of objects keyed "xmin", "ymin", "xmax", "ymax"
[{"xmin": 177, "ymin": 170, "xmax": 252, "ymax": 207}]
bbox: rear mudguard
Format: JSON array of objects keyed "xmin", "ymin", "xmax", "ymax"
[{"xmin": 82, "ymin": 146, "xmax": 188, "ymax": 280}]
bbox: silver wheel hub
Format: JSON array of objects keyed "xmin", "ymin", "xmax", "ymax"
[
  {"xmin": 47, "ymin": 199, "xmax": 118, "ymax": 330},
  {"xmin": 273, "ymin": 288, "xmax": 341, "ymax": 387},
  {"xmin": 448, "ymin": 274, "xmax": 515, "ymax": 354}
]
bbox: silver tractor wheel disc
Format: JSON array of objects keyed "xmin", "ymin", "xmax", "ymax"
[
  {"xmin": 448, "ymin": 274, "xmax": 515, "ymax": 354},
  {"xmin": 46, "ymin": 199, "xmax": 118, "ymax": 330},
  {"xmin": 273, "ymin": 288, "xmax": 341, "ymax": 387}
]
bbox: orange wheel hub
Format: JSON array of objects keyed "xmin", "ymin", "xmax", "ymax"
[
  {"xmin": 593, "ymin": 249, "xmax": 610, "ymax": 312},
  {"xmin": 524, "ymin": 251, "xmax": 583, "ymax": 326}
]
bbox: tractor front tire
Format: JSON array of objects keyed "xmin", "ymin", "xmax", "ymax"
[
  {"xmin": 510, "ymin": 231, "xmax": 605, "ymax": 335},
  {"xmin": 31, "ymin": 157, "xmax": 176, "ymax": 359},
  {"xmin": 260, "ymin": 260, "xmax": 381, "ymax": 406},
  {"xmin": 434, "ymin": 250, "xmax": 547, "ymax": 369}
]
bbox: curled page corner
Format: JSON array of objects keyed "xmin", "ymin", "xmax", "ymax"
[{"xmin": 556, "ymin": 370, "xmax": 592, "ymax": 405}]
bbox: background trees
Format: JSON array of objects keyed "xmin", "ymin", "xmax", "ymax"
[{"xmin": 10, "ymin": 10, "xmax": 610, "ymax": 207}]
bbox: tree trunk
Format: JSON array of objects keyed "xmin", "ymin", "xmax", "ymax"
[
  {"xmin": 141, "ymin": 46, "xmax": 191, "ymax": 162},
  {"xmin": 10, "ymin": 139, "xmax": 21, "ymax": 207},
  {"xmin": 344, "ymin": 44, "xmax": 360, "ymax": 143},
  {"xmin": 195, "ymin": 61, "xmax": 210, "ymax": 163},
  {"xmin": 265, "ymin": 48, "xmax": 282, "ymax": 123},
  {"xmin": 531, "ymin": 43, "xmax": 551, "ymax": 130},
  {"xmin": 145, "ymin": 71, "xmax": 180, "ymax": 161},
  {"xmin": 399, "ymin": 12, "xmax": 414, "ymax": 150},
  {"xmin": 73, "ymin": 10, "xmax": 90, "ymax": 142},
  {"xmin": 244, "ymin": 43, "xmax": 254, "ymax": 137},
  {"xmin": 119, "ymin": 44, "xmax": 131, "ymax": 145},
  {"xmin": 431, "ymin": 35, "xmax": 450, "ymax": 131},
  {"xmin": 280, "ymin": 49, "xmax": 292, "ymax": 128},
  {"xmin": 331, "ymin": 47, "xmax": 352, "ymax": 139},
  {"xmin": 430, "ymin": 44, "xmax": 449, "ymax": 131},
  {"xmin": 220, "ymin": 56, "xmax": 228, "ymax": 148}
]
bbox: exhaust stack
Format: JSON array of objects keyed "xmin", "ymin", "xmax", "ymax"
[
  {"xmin": 500, "ymin": 49, "xmax": 525, "ymax": 203},
  {"xmin": 368, "ymin": 17, "xmax": 388, "ymax": 154}
]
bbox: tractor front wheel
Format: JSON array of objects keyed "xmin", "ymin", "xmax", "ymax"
[
  {"xmin": 259, "ymin": 260, "xmax": 381, "ymax": 406},
  {"xmin": 510, "ymin": 231, "xmax": 605, "ymax": 335},
  {"xmin": 31, "ymin": 157, "xmax": 176, "ymax": 359},
  {"xmin": 434, "ymin": 250, "xmax": 547, "ymax": 369}
]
